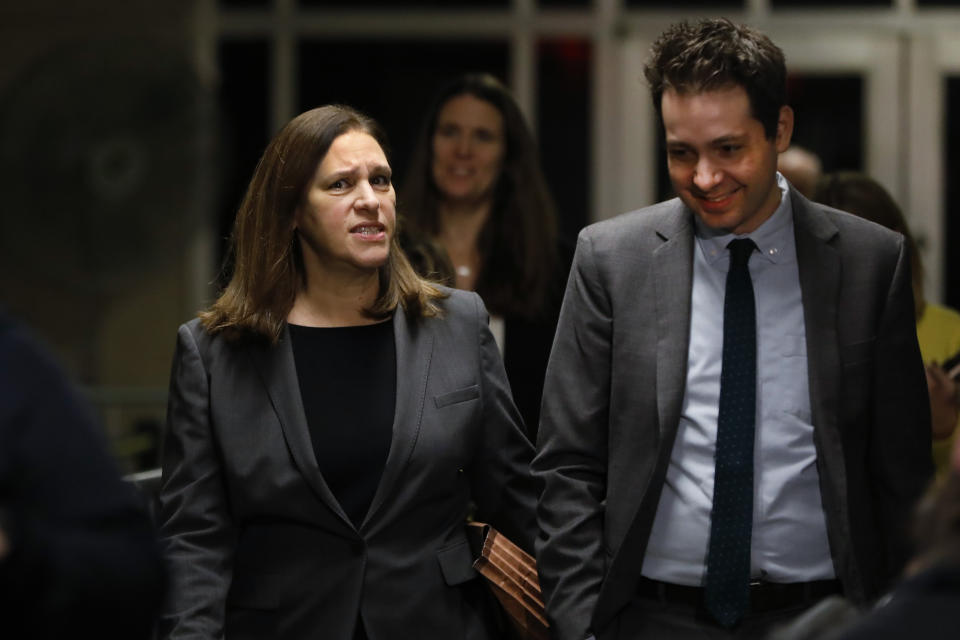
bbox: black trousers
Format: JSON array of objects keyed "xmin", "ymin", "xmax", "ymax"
[{"xmin": 600, "ymin": 595, "xmax": 828, "ymax": 639}]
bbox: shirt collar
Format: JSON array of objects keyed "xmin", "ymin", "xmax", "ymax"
[{"xmin": 694, "ymin": 172, "xmax": 795, "ymax": 266}]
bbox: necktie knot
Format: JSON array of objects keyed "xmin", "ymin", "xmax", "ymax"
[{"xmin": 728, "ymin": 238, "xmax": 756, "ymax": 268}]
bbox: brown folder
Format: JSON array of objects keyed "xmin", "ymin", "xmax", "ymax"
[{"xmin": 469, "ymin": 522, "xmax": 550, "ymax": 640}]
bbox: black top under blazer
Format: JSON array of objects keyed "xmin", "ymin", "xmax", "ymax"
[{"xmin": 158, "ymin": 289, "xmax": 538, "ymax": 640}]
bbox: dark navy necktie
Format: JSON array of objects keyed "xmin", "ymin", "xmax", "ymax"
[{"xmin": 704, "ymin": 238, "xmax": 758, "ymax": 628}]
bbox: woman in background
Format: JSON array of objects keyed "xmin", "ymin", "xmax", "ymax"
[
  {"xmin": 159, "ymin": 105, "xmax": 537, "ymax": 640},
  {"xmin": 814, "ymin": 171, "xmax": 960, "ymax": 480},
  {"xmin": 400, "ymin": 73, "xmax": 571, "ymax": 438}
]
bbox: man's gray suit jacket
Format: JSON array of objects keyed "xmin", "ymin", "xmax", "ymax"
[
  {"xmin": 158, "ymin": 289, "xmax": 539, "ymax": 640},
  {"xmin": 533, "ymin": 188, "xmax": 934, "ymax": 640}
]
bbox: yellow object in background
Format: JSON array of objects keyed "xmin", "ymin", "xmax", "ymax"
[{"xmin": 917, "ymin": 302, "xmax": 960, "ymax": 479}]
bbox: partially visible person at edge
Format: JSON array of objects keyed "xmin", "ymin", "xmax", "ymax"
[
  {"xmin": 0, "ymin": 309, "xmax": 165, "ymax": 639},
  {"xmin": 158, "ymin": 105, "xmax": 538, "ymax": 640},
  {"xmin": 770, "ymin": 431, "xmax": 960, "ymax": 640},
  {"xmin": 814, "ymin": 171, "xmax": 960, "ymax": 481},
  {"xmin": 533, "ymin": 18, "xmax": 932, "ymax": 640},
  {"xmin": 832, "ymin": 428, "xmax": 960, "ymax": 640},
  {"xmin": 398, "ymin": 73, "xmax": 572, "ymax": 439}
]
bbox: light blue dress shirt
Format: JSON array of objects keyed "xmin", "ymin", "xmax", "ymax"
[{"xmin": 641, "ymin": 174, "xmax": 835, "ymax": 585}]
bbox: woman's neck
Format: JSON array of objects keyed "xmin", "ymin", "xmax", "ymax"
[
  {"xmin": 287, "ymin": 268, "xmax": 381, "ymax": 328},
  {"xmin": 438, "ymin": 200, "xmax": 491, "ymax": 291}
]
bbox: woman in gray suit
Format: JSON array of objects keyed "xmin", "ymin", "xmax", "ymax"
[{"xmin": 158, "ymin": 105, "xmax": 538, "ymax": 640}]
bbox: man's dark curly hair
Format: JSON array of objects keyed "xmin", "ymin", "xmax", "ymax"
[{"xmin": 643, "ymin": 18, "xmax": 787, "ymax": 139}]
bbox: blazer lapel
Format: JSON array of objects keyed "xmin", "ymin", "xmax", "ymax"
[
  {"xmin": 793, "ymin": 192, "xmax": 842, "ymax": 440},
  {"xmin": 596, "ymin": 203, "xmax": 695, "ymax": 623},
  {"xmin": 360, "ymin": 308, "xmax": 434, "ymax": 531},
  {"xmin": 247, "ymin": 327, "xmax": 353, "ymax": 529},
  {"xmin": 620, "ymin": 203, "xmax": 694, "ymax": 558},
  {"xmin": 653, "ymin": 203, "xmax": 695, "ymax": 446},
  {"xmin": 793, "ymin": 192, "xmax": 862, "ymax": 589}
]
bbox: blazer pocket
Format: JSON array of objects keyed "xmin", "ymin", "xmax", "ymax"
[
  {"xmin": 841, "ymin": 338, "xmax": 876, "ymax": 367},
  {"xmin": 434, "ymin": 385, "xmax": 480, "ymax": 409},
  {"xmin": 436, "ymin": 539, "xmax": 478, "ymax": 586},
  {"xmin": 227, "ymin": 569, "xmax": 283, "ymax": 611}
]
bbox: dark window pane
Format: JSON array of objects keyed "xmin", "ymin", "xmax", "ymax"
[
  {"xmin": 654, "ymin": 124, "xmax": 672, "ymax": 204},
  {"xmin": 773, "ymin": 0, "xmax": 890, "ymax": 6},
  {"xmin": 299, "ymin": 0, "xmax": 508, "ymax": 6},
  {"xmin": 219, "ymin": 0, "xmax": 271, "ymax": 7},
  {"xmin": 653, "ymin": 74, "xmax": 863, "ymax": 202},
  {"xmin": 538, "ymin": 38, "xmax": 591, "ymax": 243},
  {"xmin": 787, "ymin": 74, "xmax": 863, "ymax": 173},
  {"xmin": 297, "ymin": 39, "xmax": 508, "ymax": 188},
  {"xmin": 946, "ymin": 76, "xmax": 960, "ymax": 309},
  {"xmin": 217, "ymin": 39, "xmax": 270, "ymax": 268},
  {"xmin": 538, "ymin": 0, "xmax": 589, "ymax": 6},
  {"xmin": 626, "ymin": 0, "xmax": 741, "ymax": 7},
  {"xmin": 919, "ymin": 0, "xmax": 960, "ymax": 6}
]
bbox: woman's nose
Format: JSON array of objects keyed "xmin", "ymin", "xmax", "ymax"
[{"xmin": 355, "ymin": 182, "xmax": 381, "ymax": 212}]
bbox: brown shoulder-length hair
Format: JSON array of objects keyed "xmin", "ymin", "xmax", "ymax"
[
  {"xmin": 201, "ymin": 105, "xmax": 445, "ymax": 343},
  {"xmin": 813, "ymin": 171, "xmax": 926, "ymax": 319},
  {"xmin": 399, "ymin": 73, "xmax": 559, "ymax": 320}
]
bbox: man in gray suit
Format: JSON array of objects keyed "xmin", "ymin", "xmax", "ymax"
[{"xmin": 533, "ymin": 18, "xmax": 933, "ymax": 640}]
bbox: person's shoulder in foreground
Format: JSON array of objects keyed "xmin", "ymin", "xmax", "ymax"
[{"xmin": 0, "ymin": 310, "xmax": 165, "ymax": 639}]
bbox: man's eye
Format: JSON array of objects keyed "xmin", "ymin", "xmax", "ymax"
[
  {"xmin": 719, "ymin": 145, "xmax": 741, "ymax": 155},
  {"xmin": 668, "ymin": 148, "xmax": 692, "ymax": 161},
  {"xmin": 371, "ymin": 174, "xmax": 391, "ymax": 187}
]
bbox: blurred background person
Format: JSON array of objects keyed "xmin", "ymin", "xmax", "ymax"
[
  {"xmin": 833, "ymin": 430, "xmax": 960, "ymax": 640},
  {"xmin": 770, "ymin": 417, "xmax": 960, "ymax": 640},
  {"xmin": 399, "ymin": 73, "xmax": 571, "ymax": 438},
  {"xmin": 814, "ymin": 171, "xmax": 960, "ymax": 480},
  {"xmin": 0, "ymin": 309, "xmax": 164, "ymax": 639},
  {"xmin": 158, "ymin": 105, "xmax": 538, "ymax": 640},
  {"xmin": 777, "ymin": 145, "xmax": 823, "ymax": 199}
]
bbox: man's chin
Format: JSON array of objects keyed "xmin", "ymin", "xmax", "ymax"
[{"xmin": 690, "ymin": 208, "xmax": 741, "ymax": 235}]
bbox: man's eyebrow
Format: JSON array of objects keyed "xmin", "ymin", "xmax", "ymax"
[{"xmin": 711, "ymin": 135, "xmax": 747, "ymax": 145}]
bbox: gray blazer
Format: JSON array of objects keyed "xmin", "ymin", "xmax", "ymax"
[
  {"xmin": 533, "ymin": 188, "xmax": 933, "ymax": 640},
  {"xmin": 158, "ymin": 289, "xmax": 537, "ymax": 640}
]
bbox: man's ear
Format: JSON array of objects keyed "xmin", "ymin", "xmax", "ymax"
[{"xmin": 775, "ymin": 105, "xmax": 794, "ymax": 153}]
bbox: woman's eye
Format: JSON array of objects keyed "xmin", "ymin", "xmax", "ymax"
[
  {"xmin": 436, "ymin": 124, "xmax": 458, "ymax": 138},
  {"xmin": 329, "ymin": 179, "xmax": 347, "ymax": 190}
]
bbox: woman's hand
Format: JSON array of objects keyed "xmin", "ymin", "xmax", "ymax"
[{"xmin": 925, "ymin": 362, "xmax": 960, "ymax": 441}]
